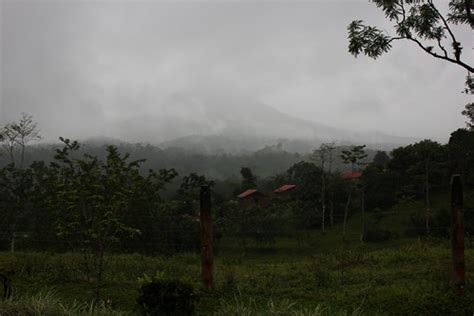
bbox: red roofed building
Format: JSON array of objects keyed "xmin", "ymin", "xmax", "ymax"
[
  {"xmin": 237, "ymin": 189, "xmax": 267, "ymax": 205},
  {"xmin": 273, "ymin": 184, "xmax": 297, "ymax": 194},
  {"xmin": 237, "ymin": 189, "xmax": 259, "ymax": 199},
  {"xmin": 342, "ymin": 171, "xmax": 363, "ymax": 179}
]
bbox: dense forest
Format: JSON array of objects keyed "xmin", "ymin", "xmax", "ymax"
[
  {"xmin": 0, "ymin": 138, "xmax": 381, "ymax": 180},
  {"xmin": 0, "ymin": 113, "xmax": 473, "ymax": 254},
  {"xmin": 1, "ymin": 114, "xmax": 473, "ymax": 314}
]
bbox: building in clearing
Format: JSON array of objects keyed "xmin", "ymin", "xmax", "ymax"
[
  {"xmin": 341, "ymin": 171, "xmax": 363, "ymax": 180},
  {"xmin": 273, "ymin": 184, "xmax": 297, "ymax": 194},
  {"xmin": 237, "ymin": 189, "xmax": 267, "ymax": 205}
]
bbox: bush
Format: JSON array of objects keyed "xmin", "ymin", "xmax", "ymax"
[
  {"xmin": 363, "ymin": 224, "xmax": 394, "ymax": 242},
  {"xmin": 137, "ymin": 277, "xmax": 197, "ymax": 316},
  {"xmin": 407, "ymin": 208, "xmax": 451, "ymax": 238}
]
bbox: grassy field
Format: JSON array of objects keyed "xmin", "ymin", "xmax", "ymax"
[{"xmin": 0, "ymin": 192, "xmax": 473, "ymax": 315}]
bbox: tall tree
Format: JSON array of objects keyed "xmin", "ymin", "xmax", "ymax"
[
  {"xmin": 410, "ymin": 140, "xmax": 447, "ymax": 235},
  {"xmin": 341, "ymin": 145, "xmax": 367, "ymax": 239},
  {"xmin": 312, "ymin": 142, "xmax": 336, "ymax": 232},
  {"xmin": 0, "ymin": 166, "xmax": 34, "ymax": 252},
  {"xmin": 390, "ymin": 140, "xmax": 447, "ymax": 234},
  {"xmin": 326, "ymin": 143, "xmax": 337, "ymax": 227}
]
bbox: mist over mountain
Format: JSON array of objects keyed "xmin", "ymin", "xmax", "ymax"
[{"xmin": 99, "ymin": 94, "xmax": 415, "ymax": 153}]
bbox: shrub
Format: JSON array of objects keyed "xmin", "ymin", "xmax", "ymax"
[
  {"xmin": 137, "ymin": 277, "xmax": 197, "ymax": 316},
  {"xmin": 431, "ymin": 208, "xmax": 451, "ymax": 238},
  {"xmin": 407, "ymin": 208, "xmax": 452, "ymax": 238},
  {"xmin": 405, "ymin": 211, "xmax": 425, "ymax": 237},
  {"xmin": 363, "ymin": 224, "xmax": 394, "ymax": 243}
]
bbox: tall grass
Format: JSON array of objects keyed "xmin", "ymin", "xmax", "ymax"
[
  {"xmin": 214, "ymin": 291, "xmax": 365, "ymax": 316},
  {"xmin": 0, "ymin": 289, "xmax": 129, "ymax": 316}
]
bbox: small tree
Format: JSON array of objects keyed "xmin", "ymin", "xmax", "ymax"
[
  {"xmin": 326, "ymin": 143, "xmax": 337, "ymax": 227},
  {"xmin": 283, "ymin": 161, "xmax": 323, "ymax": 230},
  {"xmin": 178, "ymin": 173, "xmax": 214, "ymax": 213},
  {"xmin": 0, "ymin": 124, "xmax": 19, "ymax": 167},
  {"xmin": 340, "ymin": 145, "xmax": 367, "ymax": 239},
  {"xmin": 312, "ymin": 142, "xmax": 336, "ymax": 232},
  {"xmin": 0, "ymin": 166, "xmax": 34, "ymax": 252},
  {"xmin": 240, "ymin": 167, "xmax": 257, "ymax": 191},
  {"xmin": 50, "ymin": 138, "xmax": 143, "ymax": 300},
  {"xmin": 11, "ymin": 113, "xmax": 41, "ymax": 169},
  {"xmin": 372, "ymin": 150, "xmax": 390, "ymax": 168},
  {"xmin": 462, "ymin": 102, "xmax": 474, "ymax": 130},
  {"xmin": 0, "ymin": 113, "xmax": 41, "ymax": 168}
]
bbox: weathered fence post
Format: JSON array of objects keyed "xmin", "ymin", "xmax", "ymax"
[
  {"xmin": 200, "ymin": 185, "xmax": 213, "ymax": 290},
  {"xmin": 451, "ymin": 175, "xmax": 464, "ymax": 296}
]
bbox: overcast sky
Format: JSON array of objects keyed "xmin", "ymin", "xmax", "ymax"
[{"xmin": 1, "ymin": 0, "xmax": 472, "ymax": 143}]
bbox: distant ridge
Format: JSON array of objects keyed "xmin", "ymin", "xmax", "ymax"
[{"xmin": 101, "ymin": 93, "xmax": 416, "ymax": 152}]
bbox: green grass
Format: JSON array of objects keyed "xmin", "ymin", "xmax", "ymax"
[
  {"xmin": 1, "ymin": 242, "xmax": 472, "ymax": 315},
  {"xmin": 0, "ymin": 289, "xmax": 130, "ymax": 315},
  {"xmin": 0, "ymin": 192, "xmax": 473, "ymax": 315}
]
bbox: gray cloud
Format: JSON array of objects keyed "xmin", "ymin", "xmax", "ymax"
[{"xmin": 1, "ymin": 0, "xmax": 472, "ymax": 143}]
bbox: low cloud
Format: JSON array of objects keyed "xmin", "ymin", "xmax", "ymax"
[{"xmin": 1, "ymin": 0, "xmax": 472, "ymax": 143}]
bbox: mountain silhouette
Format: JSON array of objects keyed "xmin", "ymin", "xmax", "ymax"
[{"xmin": 104, "ymin": 93, "xmax": 415, "ymax": 152}]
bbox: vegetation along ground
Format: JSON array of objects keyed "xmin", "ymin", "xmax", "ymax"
[{"xmin": 0, "ymin": 191, "xmax": 473, "ymax": 315}]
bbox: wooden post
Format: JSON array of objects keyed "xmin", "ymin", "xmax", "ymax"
[
  {"xmin": 451, "ymin": 175, "xmax": 464, "ymax": 296},
  {"xmin": 199, "ymin": 185, "xmax": 213, "ymax": 290}
]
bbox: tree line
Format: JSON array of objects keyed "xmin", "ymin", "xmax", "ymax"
[{"xmin": 1, "ymin": 112, "xmax": 473, "ymax": 298}]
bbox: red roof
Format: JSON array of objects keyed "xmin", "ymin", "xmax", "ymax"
[
  {"xmin": 237, "ymin": 189, "xmax": 260, "ymax": 199},
  {"xmin": 273, "ymin": 184, "xmax": 297, "ymax": 193},
  {"xmin": 342, "ymin": 171, "xmax": 363, "ymax": 179}
]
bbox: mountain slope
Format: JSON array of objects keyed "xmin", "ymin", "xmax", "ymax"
[{"xmin": 105, "ymin": 93, "xmax": 415, "ymax": 152}]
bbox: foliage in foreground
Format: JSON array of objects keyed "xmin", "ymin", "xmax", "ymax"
[
  {"xmin": 0, "ymin": 289, "xmax": 363, "ymax": 316},
  {"xmin": 0, "ymin": 239, "xmax": 473, "ymax": 315},
  {"xmin": 137, "ymin": 273, "xmax": 197, "ymax": 316},
  {"xmin": 0, "ymin": 289, "xmax": 128, "ymax": 316},
  {"xmin": 214, "ymin": 293, "xmax": 363, "ymax": 316}
]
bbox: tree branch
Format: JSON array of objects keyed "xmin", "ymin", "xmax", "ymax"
[
  {"xmin": 407, "ymin": 36, "xmax": 474, "ymax": 72},
  {"xmin": 398, "ymin": 0, "xmax": 407, "ymax": 22},
  {"xmin": 436, "ymin": 38, "xmax": 448, "ymax": 58},
  {"xmin": 387, "ymin": 36, "xmax": 406, "ymax": 45},
  {"xmin": 428, "ymin": 0, "xmax": 462, "ymax": 61}
]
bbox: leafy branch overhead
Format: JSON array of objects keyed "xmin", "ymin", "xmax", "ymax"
[{"xmin": 348, "ymin": 0, "xmax": 473, "ymax": 73}]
